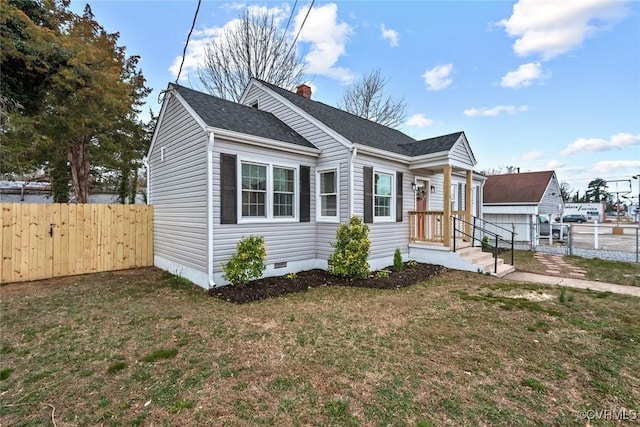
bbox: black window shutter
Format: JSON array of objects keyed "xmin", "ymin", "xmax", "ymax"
[
  {"xmin": 396, "ymin": 171, "xmax": 403, "ymax": 222},
  {"xmin": 363, "ymin": 166, "xmax": 373, "ymax": 224},
  {"xmin": 220, "ymin": 153, "xmax": 237, "ymax": 224},
  {"xmin": 300, "ymin": 165, "xmax": 310, "ymax": 222}
]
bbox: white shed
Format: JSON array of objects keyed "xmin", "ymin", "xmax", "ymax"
[{"xmin": 482, "ymin": 171, "xmax": 564, "ymax": 242}]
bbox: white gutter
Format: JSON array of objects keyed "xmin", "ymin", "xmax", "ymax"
[
  {"xmin": 207, "ymin": 127, "xmax": 321, "ymax": 157},
  {"xmin": 349, "ymin": 146, "xmax": 358, "ymax": 216},
  {"xmin": 354, "ymin": 144, "xmax": 411, "ymax": 163},
  {"xmin": 207, "ymin": 131, "xmax": 216, "ymax": 289},
  {"xmin": 142, "ymin": 156, "xmax": 150, "ymax": 205}
]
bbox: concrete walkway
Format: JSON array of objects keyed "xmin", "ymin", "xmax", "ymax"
[{"xmin": 504, "ymin": 271, "xmax": 640, "ymax": 297}]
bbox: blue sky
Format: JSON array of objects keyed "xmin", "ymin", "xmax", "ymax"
[{"xmin": 71, "ymin": 0, "xmax": 640, "ymax": 200}]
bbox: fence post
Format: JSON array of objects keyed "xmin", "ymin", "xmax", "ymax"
[
  {"xmin": 636, "ymin": 225, "xmax": 640, "ymax": 264},
  {"xmin": 568, "ymin": 224, "xmax": 573, "ymax": 256},
  {"xmin": 594, "ymin": 220, "xmax": 599, "ymax": 250},
  {"xmin": 531, "ymin": 216, "xmax": 535, "ymax": 252}
]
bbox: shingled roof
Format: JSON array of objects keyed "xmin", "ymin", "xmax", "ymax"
[
  {"xmin": 171, "ymin": 84, "xmax": 316, "ymax": 149},
  {"xmin": 257, "ymin": 80, "xmax": 463, "ymax": 157},
  {"xmin": 484, "ymin": 171, "xmax": 556, "ymax": 204}
]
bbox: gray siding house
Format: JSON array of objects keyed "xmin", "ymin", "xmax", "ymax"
[{"xmin": 147, "ymin": 80, "xmax": 501, "ymax": 289}]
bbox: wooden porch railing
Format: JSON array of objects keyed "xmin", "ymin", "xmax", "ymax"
[
  {"xmin": 409, "ymin": 211, "xmax": 444, "ymax": 243},
  {"xmin": 409, "ymin": 211, "xmax": 466, "ymax": 244}
]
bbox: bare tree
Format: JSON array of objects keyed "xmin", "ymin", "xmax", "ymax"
[
  {"xmin": 338, "ymin": 69, "xmax": 406, "ymax": 128},
  {"xmin": 559, "ymin": 181, "xmax": 572, "ymax": 201},
  {"xmin": 480, "ymin": 166, "xmax": 520, "ymax": 175},
  {"xmin": 197, "ymin": 9, "xmax": 305, "ymax": 102}
]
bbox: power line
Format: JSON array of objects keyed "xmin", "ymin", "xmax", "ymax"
[
  {"xmin": 286, "ymin": 0, "xmax": 314, "ymax": 61},
  {"xmin": 281, "ymin": 0, "xmax": 298, "ymax": 42},
  {"xmin": 175, "ymin": 0, "xmax": 202, "ymax": 84}
]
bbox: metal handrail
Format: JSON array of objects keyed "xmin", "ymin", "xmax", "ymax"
[{"xmin": 452, "ymin": 215, "xmax": 517, "ymax": 273}]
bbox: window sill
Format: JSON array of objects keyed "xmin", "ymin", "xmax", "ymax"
[
  {"xmin": 373, "ymin": 217, "xmax": 395, "ymax": 223},
  {"xmin": 317, "ymin": 217, "xmax": 340, "ymax": 223},
  {"xmin": 238, "ymin": 218, "xmax": 298, "ymax": 225}
]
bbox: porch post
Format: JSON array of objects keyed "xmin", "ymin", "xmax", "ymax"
[
  {"xmin": 443, "ymin": 164, "xmax": 452, "ymax": 248},
  {"xmin": 465, "ymin": 170, "xmax": 472, "ymax": 239}
]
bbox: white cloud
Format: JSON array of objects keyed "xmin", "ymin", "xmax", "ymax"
[
  {"xmin": 381, "ymin": 24, "xmax": 399, "ymax": 47},
  {"xmin": 592, "ymin": 160, "xmax": 640, "ymax": 174},
  {"xmin": 406, "ymin": 113, "xmax": 434, "ymax": 127},
  {"xmin": 295, "ymin": 3, "xmax": 354, "ymax": 83},
  {"xmin": 422, "ymin": 64, "xmax": 453, "ymax": 91},
  {"xmin": 464, "ymin": 105, "xmax": 528, "ymax": 117},
  {"xmin": 561, "ymin": 132, "xmax": 640, "ymax": 155},
  {"xmin": 522, "ymin": 151, "xmax": 544, "ymax": 161},
  {"xmin": 546, "ymin": 160, "xmax": 564, "ymax": 169},
  {"xmin": 498, "ymin": 0, "xmax": 629, "ymax": 60},
  {"xmin": 501, "ymin": 62, "xmax": 550, "ymax": 88}
]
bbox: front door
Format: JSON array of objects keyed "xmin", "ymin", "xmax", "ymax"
[
  {"xmin": 415, "ymin": 179, "xmax": 429, "ymax": 240},
  {"xmin": 415, "ymin": 179, "xmax": 429, "ymax": 211}
]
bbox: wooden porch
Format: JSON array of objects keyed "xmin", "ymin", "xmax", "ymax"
[
  {"xmin": 408, "ymin": 165, "xmax": 474, "ymax": 248},
  {"xmin": 409, "ymin": 210, "xmax": 467, "ymax": 245}
]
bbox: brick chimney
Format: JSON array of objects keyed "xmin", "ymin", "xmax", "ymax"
[{"xmin": 296, "ymin": 84, "xmax": 312, "ymax": 99}]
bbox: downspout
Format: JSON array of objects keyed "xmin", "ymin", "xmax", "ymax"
[
  {"xmin": 142, "ymin": 156, "xmax": 150, "ymax": 205},
  {"xmin": 349, "ymin": 146, "xmax": 358, "ymax": 217},
  {"xmin": 207, "ymin": 131, "xmax": 216, "ymax": 289}
]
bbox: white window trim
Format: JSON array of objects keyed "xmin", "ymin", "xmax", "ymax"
[
  {"xmin": 374, "ymin": 168, "xmax": 395, "ymax": 223},
  {"xmin": 316, "ymin": 166, "xmax": 340, "ymax": 223},
  {"xmin": 450, "ymin": 183, "xmax": 458, "ymax": 212},
  {"xmin": 237, "ymin": 156, "xmax": 299, "ymax": 224}
]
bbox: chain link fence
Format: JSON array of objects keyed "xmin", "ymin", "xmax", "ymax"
[{"xmin": 531, "ymin": 222, "xmax": 639, "ymax": 263}]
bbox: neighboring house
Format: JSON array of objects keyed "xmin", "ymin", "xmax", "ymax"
[
  {"xmin": 147, "ymin": 80, "xmax": 506, "ymax": 289},
  {"xmin": 483, "ymin": 171, "xmax": 564, "ymax": 242}
]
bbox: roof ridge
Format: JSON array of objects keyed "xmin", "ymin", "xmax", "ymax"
[{"xmin": 255, "ymin": 79, "xmax": 417, "ymax": 142}]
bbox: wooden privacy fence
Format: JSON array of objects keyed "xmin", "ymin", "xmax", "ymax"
[{"xmin": 1, "ymin": 203, "xmax": 153, "ymax": 284}]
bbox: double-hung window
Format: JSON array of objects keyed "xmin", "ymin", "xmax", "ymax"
[
  {"xmin": 241, "ymin": 163, "xmax": 267, "ymax": 217},
  {"xmin": 317, "ymin": 169, "xmax": 338, "ymax": 220},
  {"xmin": 273, "ymin": 167, "xmax": 295, "ymax": 217},
  {"xmin": 240, "ymin": 161, "xmax": 297, "ymax": 221},
  {"xmin": 374, "ymin": 172, "xmax": 393, "ymax": 219}
]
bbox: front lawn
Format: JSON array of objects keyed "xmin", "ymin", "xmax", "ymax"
[{"xmin": 1, "ymin": 268, "xmax": 638, "ymax": 426}]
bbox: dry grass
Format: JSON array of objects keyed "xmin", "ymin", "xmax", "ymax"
[{"xmin": 1, "ymin": 268, "xmax": 639, "ymax": 426}]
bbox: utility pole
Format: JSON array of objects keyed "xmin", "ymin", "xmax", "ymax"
[{"xmin": 633, "ymin": 175, "xmax": 640, "ymax": 223}]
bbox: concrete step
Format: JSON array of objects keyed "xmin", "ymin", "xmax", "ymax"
[
  {"xmin": 457, "ymin": 247, "xmax": 493, "ymax": 265},
  {"xmin": 455, "ymin": 245, "xmax": 515, "ymax": 277},
  {"xmin": 495, "ymin": 264, "xmax": 516, "ymax": 278},
  {"xmin": 481, "ymin": 259, "xmax": 516, "ymax": 278}
]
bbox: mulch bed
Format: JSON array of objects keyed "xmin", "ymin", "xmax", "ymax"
[{"xmin": 210, "ymin": 262, "xmax": 447, "ymax": 304}]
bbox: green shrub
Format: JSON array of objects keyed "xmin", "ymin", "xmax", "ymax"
[
  {"xmin": 481, "ymin": 236, "xmax": 491, "ymax": 250},
  {"xmin": 393, "ymin": 248, "xmax": 403, "ymax": 271},
  {"xmin": 376, "ymin": 270, "xmax": 390, "ymax": 278},
  {"xmin": 222, "ymin": 235, "xmax": 267, "ymax": 286},
  {"xmin": 328, "ymin": 216, "xmax": 370, "ymax": 280}
]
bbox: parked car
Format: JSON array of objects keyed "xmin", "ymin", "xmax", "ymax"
[
  {"xmin": 539, "ymin": 216, "xmax": 569, "ymax": 239},
  {"xmin": 562, "ymin": 214, "xmax": 587, "ymax": 223}
]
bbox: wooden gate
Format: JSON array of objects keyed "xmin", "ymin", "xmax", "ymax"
[{"xmin": 1, "ymin": 203, "xmax": 153, "ymax": 284}]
